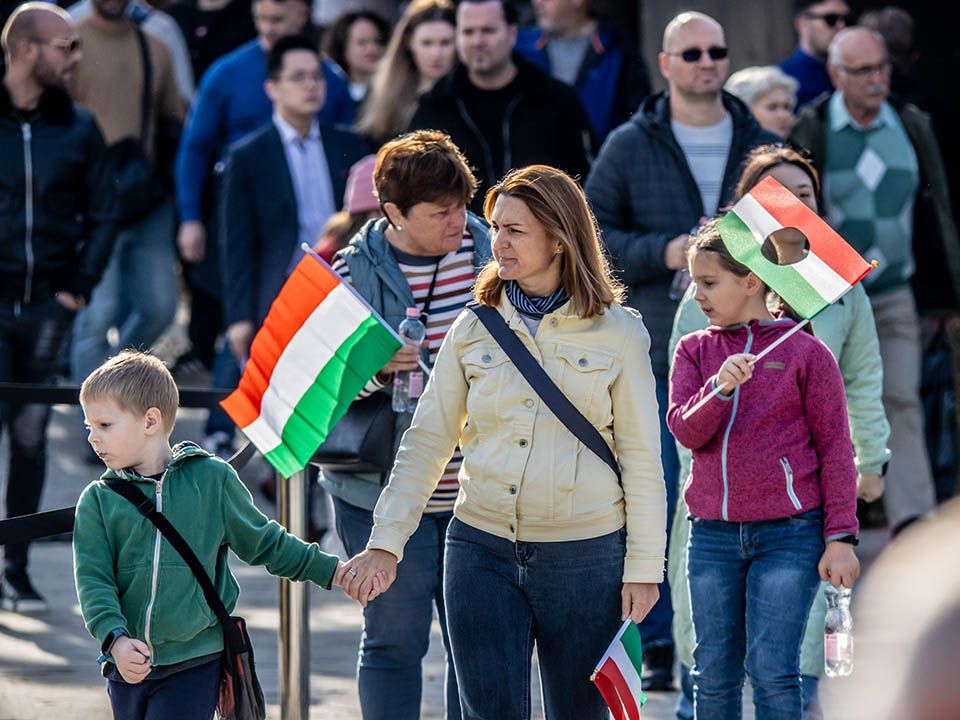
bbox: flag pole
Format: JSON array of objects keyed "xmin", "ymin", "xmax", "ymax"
[
  {"xmin": 300, "ymin": 244, "xmax": 431, "ymax": 376},
  {"xmin": 590, "ymin": 618, "xmax": 634, "ymax": 682},
  {"xmin": 680, "ymin": 318, "xmax": 810, "ymax": 420}
]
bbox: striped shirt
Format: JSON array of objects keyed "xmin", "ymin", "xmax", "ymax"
[
  {"xmin": 671, "ymin": 114, "xmax": 733, "ymax": 216},
  {"xmin": 332, "ymin": 233, "xmax": 476, "ymax": 512}
]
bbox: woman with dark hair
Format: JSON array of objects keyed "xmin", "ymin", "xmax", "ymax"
[
  {"xmin": 340, "ymin": 165, "xmax": 667, "ymax": 719},
  {"xmin": 317, "ymin": 130, "xmax": 490, "ymax": 720},
  {"xmin": 355, "ymin": 0, "xmax": 456, "ymax": 147},
  {"xmin": 667, "ymin": 144, "xmax": 889, "ymax": 720},
  {"xmin": 322, "ymin": 9, "xmax": 391, "ymax": 107}
]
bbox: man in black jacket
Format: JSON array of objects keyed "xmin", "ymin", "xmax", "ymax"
[
  {"xmin": 410, "ymin": 0, "xmax": 593, "ymax": 215},
  {"xmin": 0, "ymin": 2, "xmax": 116, "ymax": 611},
  {"xmin": 585, "ymin": 10, "xmax": 777, "ymax": 696}
]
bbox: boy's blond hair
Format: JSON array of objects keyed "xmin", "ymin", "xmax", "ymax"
[{"xmin": 79, "ymin": 351, "xmax": 179, "ymax": 434}]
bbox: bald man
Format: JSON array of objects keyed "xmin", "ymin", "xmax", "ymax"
[
  {"xmin": 0, "ymin": 2, "xmax": 116, "ymax": 612},
  {"xmin": 585, "ymin": 12, "xmax": 776, "ymax": 693},
  {"xmin": 791, "ymin": 28, "xmax": 960, "ymax": 535}
]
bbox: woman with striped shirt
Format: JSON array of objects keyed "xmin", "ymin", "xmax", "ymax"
[{"xmin": 318, "ymin": 130, "xmax": 491, "ymax": 720}]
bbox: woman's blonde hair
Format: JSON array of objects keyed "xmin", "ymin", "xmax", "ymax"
[
  {"xmin": 355, "ymin": 0, "xmax": 456, "ymax": 146},
  {"xmin": 474, "ymin": 165, "xmax": 625, "ymax": 318}
]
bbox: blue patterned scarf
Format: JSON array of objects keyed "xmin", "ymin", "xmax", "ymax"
[{"xmin": 504, "ymin": 280, "xmax": 569, "ymax": 319}]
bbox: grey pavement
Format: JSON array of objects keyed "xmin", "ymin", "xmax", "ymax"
[{"xmin": 0, "ymin": 401, "xmax": 889, "ymax": 719}]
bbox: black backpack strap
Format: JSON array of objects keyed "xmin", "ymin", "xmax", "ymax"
[
  {"xmin": 468, "ymin": 303, "xmax": 621, "ymax": 480},
  {"xmin": 104, "ymin": 478, "xmax": 244, "ymax": 651}
]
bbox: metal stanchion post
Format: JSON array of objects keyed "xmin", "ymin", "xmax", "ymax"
[{"xmin": 279, "ymin": 470, "xmax": 309, "ymax": 720}]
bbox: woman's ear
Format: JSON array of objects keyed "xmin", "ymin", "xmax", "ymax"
[{"xmin": 382, "ymin": 202, "xmax": 404, "ymax": 230}]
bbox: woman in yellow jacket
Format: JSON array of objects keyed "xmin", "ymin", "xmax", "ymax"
[{"xmin": 340, "ymin": 165, "xmax": 666, "ymax": 719}]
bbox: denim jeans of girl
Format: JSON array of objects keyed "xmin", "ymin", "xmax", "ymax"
[
  {"xmin": 688, "ymin": 510, "xmax": 824, "ymax": 720},
  {"xmin": 444, "ymin": 518, "xmax": 625, "ymax": 720},
  {"xmin": 333, "ymin": 497, "xmax": 460, "ymax": 720}
]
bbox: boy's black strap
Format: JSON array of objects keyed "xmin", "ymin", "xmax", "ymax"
[
  {"xmin": 467, "ymin": 303, "xmax": 621, "ymax": 480},
  {"xmin": 103, "ymin": 478, "xmax": 245, "ymax": 651}
]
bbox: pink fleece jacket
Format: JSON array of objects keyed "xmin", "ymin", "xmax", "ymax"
[{"xmin": 667, "ymin": 318, "xmax": 859, "ymax": 540}]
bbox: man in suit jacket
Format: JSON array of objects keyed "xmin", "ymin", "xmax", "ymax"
[{"xmin": 220, "ymin": 35, "xmax": 367, "ymax": 362}]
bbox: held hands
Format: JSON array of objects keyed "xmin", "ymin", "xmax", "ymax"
[
  {"xmin": 857, "ymin": 473, "xmax": 885, "ymax": 503},
  {"xmin": 716, "ymin": 353, "xmax": 758, "ymax": 396},
  {"xmin": 818, "ymin": 542, "xmax": 860, "ymax": 588},
  {"xmin": 112, "ymin": 636, "xmax": 152, "ymax": 684},
  {"xmin": 621, "ymin": 583, "xmax": 659, "ymax": 623},
  {"xmin": 335, "ymin": 550, "xmax": 398, "ymax": 607}
]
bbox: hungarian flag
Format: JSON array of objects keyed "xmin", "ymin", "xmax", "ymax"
[
  {"xmin": 718, "ymin": 176, "xmax": 874, "ymax": 318},
  {"xmin": 591, "ymin": 620, "xmax": 646, "ymax": 720},
  {"xmin": 221, "ymin": 254, "xmax": 402, "ymax": 477}
]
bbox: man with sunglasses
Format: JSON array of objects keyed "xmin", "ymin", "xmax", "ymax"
[
  {"xmin": 791, "ymin": 28, "xmax": 960, "ymax": 538},
  {"xmin": 0, "ymin": 2, "xmax": 117, "ymax": 612},
  {"xmin": 779, "ymin": 0, "xmax": 853, "ymax": 108},
  {"xmin": 586, "ymin": 9, "xmax": 777, "ymax": 698}
]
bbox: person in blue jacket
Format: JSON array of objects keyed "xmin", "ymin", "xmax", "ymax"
[{"xmin": 515, "ymin": 0, "xmax": 650, "ymax": 143}]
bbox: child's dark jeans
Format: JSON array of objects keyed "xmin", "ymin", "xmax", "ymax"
[{"xmin": 106, "ymin": 657, "xmax": 220, "ymax": 720}]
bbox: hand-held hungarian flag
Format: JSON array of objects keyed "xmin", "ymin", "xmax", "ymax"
[
  {"xmin": 221, "ymin": 254, "xmax": 402, "ymax": 477},
  {"xmin": 718, "ymin": 175, "xmax": 874, "ymax": 318},
  {"xmin": 591, "ymin": 619, "xmax": 646, "ymax": 720}
]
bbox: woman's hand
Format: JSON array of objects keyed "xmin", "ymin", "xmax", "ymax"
[
  {"xmin": 381, "ymin": 343, "xmax": 420, "ymax": 376},
  {"xmin": 111, "ymin": 636, "xmax": 152, "ymax": 684},
  {"xmin": 335, "ymin": 549, "xmax": 399, "ymax": 607},
  {"xmin": 716, "ymin": 353, "xmax": 757, "ymax": 395},
  {"xmin": 818, "ymin": 541, "xmax": 860, "ymax": 588},
  {"xmin": 621, "ymin": 582, "xmax": 659, "ymax": 623}
]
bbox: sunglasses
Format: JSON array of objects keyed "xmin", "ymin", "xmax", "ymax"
[
  {"xmin": 804, "ymin": 11, "xmax": 854, "ymax": 28},
  {"xmin": 34, "ymin": 36, "xmax": 83, "ymax": 53},
  {"xmin": 666, "ymin": 46, "xmax": 729, "ymax": 63}
]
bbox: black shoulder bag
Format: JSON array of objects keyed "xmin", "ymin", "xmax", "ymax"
[
  {"xmin": 104, "ymin": 479, "xmax": 266, "ymax": 720},
  {"xmin": 106, "ymin": 28, "xmax": 167, "ymax": 226},
  {"xmin": 468, "ymin": 303, "xmax": 621, "ymax": 480}
]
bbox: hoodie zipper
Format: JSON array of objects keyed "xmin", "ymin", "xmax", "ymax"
[
  {"xmin": 20, "ymin": 122, "xmax": 35, "ymax": 305},
  {"xmin": 720, "ymin": 328, "xmax": 754, "ymax": 520},
  {"xmin": 455, "ymin": 99, "xmax": 497, "ymax": 189},
  {"xmin": 781, "ymin": 457, "xmax": 802, "ymax": 510},
  {"xmin": 142, "ymin": 470, "xmax": 166, "ymax": 662}
]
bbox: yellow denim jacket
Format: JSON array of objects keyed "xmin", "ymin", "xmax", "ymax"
[{"xmin": 368, "ymin": 294, "xmax": 667, "ymax": 583}]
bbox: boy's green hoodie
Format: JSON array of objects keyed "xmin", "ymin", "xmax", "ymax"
[{"xmin": 73, "ymin": 442, "xmax": 337, "ymax": 667}]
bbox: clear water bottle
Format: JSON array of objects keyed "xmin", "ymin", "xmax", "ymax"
[
  {"xmin": 392, "ymin": 308, "xmax": 427, "ymax": 413},
  {"xmin": 824, "ymin": 585, "xmax": 853, "ymax": 677}
]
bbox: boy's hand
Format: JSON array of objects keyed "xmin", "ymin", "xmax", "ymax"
[
  {"xmin": 336, "ymin": 550, "xmax": 398, "ymax": 607},
  {"xmin": 621, "ymin": 583, "xmax": 659, "ymax": 623},
  {"xmin": 857, "ymin": 473, "xmax": 885, "ymax": 502},
  {"xmin": 716, "ymin": 353, "xmax": 757, "ymax": 395},
  {"xmin": 112, "ymin": 636, "xmax": 152, "ymax": 684},
  {"xmin": 818, "ymin": 541, "xmax": 860, "ymax": 588}
]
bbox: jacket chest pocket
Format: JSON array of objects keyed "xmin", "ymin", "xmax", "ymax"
[
  {"xmin": 553, "ymin": 347, "xmax": 617, "ymax": 418},
  {"xmin": 462, "ymin": 346, "xmax": 513, "ymax": 421}
]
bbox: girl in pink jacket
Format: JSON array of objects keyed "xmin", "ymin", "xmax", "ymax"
[{"xmin": 667, "ymin": 219, "xmax": 860, "ymax": 720}]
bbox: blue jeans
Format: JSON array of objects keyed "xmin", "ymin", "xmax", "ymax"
[
  {"xmin": 444, "ymin": 518, "xmax": 624, "ymax": 720},
  {"xmin": 687, "ymin": 511, "xmax": 824, "ymax": 720},
  {"xmin": 71, "ymin": 202, "xmax": 178, "ymax": 382},
  {"xmin": 204, "ymin": 345, "xmax": 241, "ymax": 437},
  {"xmin": 106, "ymin": 657, "xmax": 220, "ymax": 720},
  {"xmin": 333, "ymin": 497, "xmax": 460, "ymax": 720},
  {"xmin": 639, "ymin": 375, "xmax": 678, "ymax": 648}
]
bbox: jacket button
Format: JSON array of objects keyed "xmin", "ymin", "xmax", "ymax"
[
  {"xmin": 509, "ymin": 524, "xmax": 515, "ymax": 533},
  {"xmin": 550, "ymin": 318, "xmax": 558, "ymax": 327},
  {"xmin": 578, "ymin": 357, "xmax": 588, "ymax": 367},
  {"xmin": 523, "ymin": 398, "xmax": 534, "ymax": 408},
  {"xmin": 481, "ymin": 353, "xmax": 491, "ymax": 363},
  {"xmin": 509, "ymin": 485, "xmax": 517, "ymax": 495},
  {"xmin": 519, "ymin": 439, "xmax": 528, "ymax": 448}
]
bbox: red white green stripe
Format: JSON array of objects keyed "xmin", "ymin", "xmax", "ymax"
[
  {"xmin": 221, "ymin": 255, "xmax": 401, "ymax": 478},
  {"xmin": 591, "ymin": 620, "xmax": 646, "ymax": 720},
  {"xmin": 718, "ymin": 175, "xmax": 874, "ymax": 319}
]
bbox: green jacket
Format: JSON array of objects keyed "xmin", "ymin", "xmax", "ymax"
[
  {"xmin": 667, "ymin": 283, "xmax": 890, "ymax": 672},
  {"xmin": 73, "ymin": 443, "xmax": 338, "ymax": 667}
]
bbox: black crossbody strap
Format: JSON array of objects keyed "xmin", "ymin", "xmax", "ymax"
[
  {"xmin": 468, "ymin": 303, "xmax": 621, "ymax": 480},
  {"xmin": 104, "ymin": 479, "xmax": 244, "ymax": 651},
  {"xmin": 134, "ymin": 28, "xmax": 152, "ymax": 146}
]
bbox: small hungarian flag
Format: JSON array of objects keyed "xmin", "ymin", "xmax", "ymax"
[
  {"xmin": 718, "ymin": 176, "xmax": 874, "ymax": 318},
  {"xmin": 221, "ymin": 254, "xmax": 402, "ymax": 477},
  {"xmin": 591, "ymin": 619, "xmax": 646, "ymax": 720}
]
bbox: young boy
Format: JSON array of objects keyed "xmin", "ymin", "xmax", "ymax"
[{"xmin": 73, "ymin": 351, "xmax": 376, "ymax": 719}]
